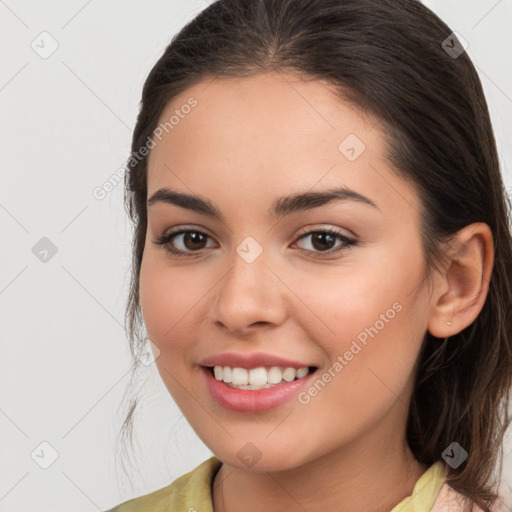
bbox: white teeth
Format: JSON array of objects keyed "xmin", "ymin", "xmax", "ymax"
[
  {"xmin": 296, "ymin": 367, "xmax": 308, "ymax": 379},
  {"xmin": 231, "ymin": 367, "xmax": 249, "ymax": 386},
  {"xmin": 282, "ymin": 367, "xmax": 296, "ymax": 382},
  {"xmin": 248, "ymin": 367, "xmax": 267, "ymax": 386},
  {"xmin": 223, "ymin": 366, "xmax": 232, "ymax": 383},
  {"xmin": 268, "ymin": 366, "xmax": 283, "ymax": 384},
  {"xmin": 212, "ymin": 365, "xmax": 311, "ymax": 388}
]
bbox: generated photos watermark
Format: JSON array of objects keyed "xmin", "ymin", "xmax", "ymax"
[
  {"xmin": 92, "ymin": 96, "xmax": 198, "ymax": 201},
  {"xmin": 298, "ymin": 301, "xmax": 403, "ymax": 405}
]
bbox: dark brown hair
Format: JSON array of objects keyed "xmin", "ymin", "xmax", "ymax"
[{"xmin": 118, "ymin": 1, "xmax": 512, "ymax": 510}]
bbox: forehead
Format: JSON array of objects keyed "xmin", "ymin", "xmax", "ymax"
[
  {"xmin": 150, "ymin": 71, "xmax": 377, "ymax": 162},
  {"xmin": 145, "ymin": 72, "xmax": 419, "ymax": 219}
]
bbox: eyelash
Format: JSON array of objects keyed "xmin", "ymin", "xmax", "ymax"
[{"xmin": 152, "ymin": 227, "xmax": 358, "ymax": 260}]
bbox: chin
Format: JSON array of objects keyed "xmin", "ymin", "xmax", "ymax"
[{"xmin": 203, "ymin": 433, "xmax": 318, "ymax": 473}]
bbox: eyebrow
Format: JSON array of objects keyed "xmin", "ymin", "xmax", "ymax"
[{"xmin": 147, "ymin": 185, "xmax": 379, "ymax": 221}]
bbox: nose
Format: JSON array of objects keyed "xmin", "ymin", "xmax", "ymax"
[{"xmin": 208, "ymin": 247, "xmax": 288, "ymax": 336}]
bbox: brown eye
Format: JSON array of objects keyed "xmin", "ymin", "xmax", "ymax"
[
  {"xmin": 309, "ymin": 232, "xmax": 337, "ymax": 251},
  {"xmin": 181, "ymin": 231, "xmax": 208, "ymax": 250},
  {"xmin": 152, "ymin": 229, "xmax": 217, "ymax": 257},
  {"xmin": 295, "ymin": 229, "xmax": 356, "ymax": 255}
]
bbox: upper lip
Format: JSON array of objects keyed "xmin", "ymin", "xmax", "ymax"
[{"xmin": 199, "ymin": 352, "xmax": 314, "ymax": 370}]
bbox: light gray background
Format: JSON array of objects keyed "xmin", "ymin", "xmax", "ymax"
[{"xmin": 1, "ymin": 1, "xmax": 511, "ymax": 511}]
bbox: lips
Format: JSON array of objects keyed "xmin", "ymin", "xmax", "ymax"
[
  {"xmin": 199, "ymin": 352, "xmax": 318, "ymax": 413},
  {"xmin": 200, "ymin": 352, "xmax": 313, "ymax": 370}
]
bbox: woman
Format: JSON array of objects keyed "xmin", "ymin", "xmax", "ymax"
[{"xmin": 106, "ymin": 0, "xmax": 512, "ymax": 510}]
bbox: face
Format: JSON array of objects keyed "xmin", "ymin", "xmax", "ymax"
[{"xmin": 139, "ymin": 71, "xmax": 433, "ymax": 472}]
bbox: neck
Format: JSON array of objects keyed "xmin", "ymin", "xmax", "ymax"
[{"xmin": 212, "ymin": 425, "xmax": 428, "ymax": 512}]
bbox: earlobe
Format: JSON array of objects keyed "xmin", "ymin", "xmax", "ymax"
[{"xmin": 428, "ymin": 222, "xmax": 494, "ymax": 339}]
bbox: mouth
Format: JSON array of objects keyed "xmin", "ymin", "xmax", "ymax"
[
  {"xmin": 200, "ymin": 359, "xmax": 319, "ymax": 413},
  {"xmin": 206, "ymin": 365, "xmax": 318, "ymax": 390}
]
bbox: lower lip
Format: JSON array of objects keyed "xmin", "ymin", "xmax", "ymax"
[{"xmin": 202, "ymin": 367, "xmax": 316, "ymax": 413}]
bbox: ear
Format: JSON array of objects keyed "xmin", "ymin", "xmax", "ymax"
[{"xmin": 428, "ymin": 222, "xmax": 494, "ymax": 338}]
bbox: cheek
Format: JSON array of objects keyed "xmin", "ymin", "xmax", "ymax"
[
  {"xmin": 289, "ymin": 249, "xmax": 424, "ymax": 339},
  {"xmin": 287, "ymin": 242, "xmax": 428, "ymax": 388},
  {"xmin": 284, "ymin": 266, "xmax": 426, "ymax": 451},
  {"xmin": 139, "ymin": 248, "xmax": 204, "ymax": 355}
]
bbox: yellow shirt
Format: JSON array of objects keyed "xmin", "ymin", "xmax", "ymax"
[{"xmin": 105, "ymin": 456, "xmax": 464, "ymax": 512}]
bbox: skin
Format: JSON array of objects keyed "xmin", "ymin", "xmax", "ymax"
[{"xmin": 139, "ymin": 71, "xmax": 494, "ymax": 512}]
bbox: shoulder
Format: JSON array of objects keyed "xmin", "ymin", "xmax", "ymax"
[
  {"xmin": 393, "ymin": 461, "xmax": 498, "ymax": 512},
  {"xmin": 431, "ymin": 482, "xmax": 482, "ymax": 512},
  {"xmin": 432, "ymin": 480, "xmax": 506, "ymax": 512},
  {"xmin": 104, "ymin": 456, "xmax": 222, "ymax": 512}
]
